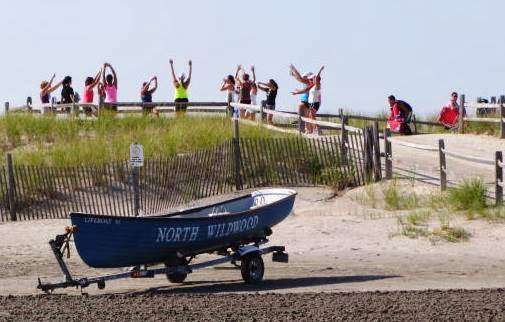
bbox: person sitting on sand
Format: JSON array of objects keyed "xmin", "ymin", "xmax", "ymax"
[
  {"xmin": 169, "ymin": 59, "xmax": 192, "ymax": 116},
  {"xmin": 102, "ymin": 63, "xmax": 118, "ymax": 110},
  {"xmin": 82, "ymin": 69, "xmax": 102, "ymax": 116},
  {"xmin": 258, "ymin": 79, "xmax": 279, "ymax": 125},
  {"xmin": 40, "ymin": 74, "xmax": 63, "ymax": 104},
  {"xmin": 291, "ymin": 66, "xmax": 324, "ymax": 135},
  {"xmin": 388, "ymin": 95, "xmax": 413, "ymax": 135},
  {"xmin": 235, "ymin": 65, "xmax": 256, "ymax": 118},
  {"xmin": 289, "ymin": 64, "xmax": 313, "ymax": 132},
  {"xmin": 141, "ymin": 76, "xmax": 159, "ymax": 116},
  {"xmin": 437, "ymin": 92, "xmax": 460, "ymax": 129}
]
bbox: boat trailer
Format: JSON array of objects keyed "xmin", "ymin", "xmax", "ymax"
[{"xmin": 37, "ymin": 227, "xmax": 289, "ymax": 293}]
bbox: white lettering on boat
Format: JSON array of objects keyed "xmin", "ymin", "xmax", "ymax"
[
  {"xmin": 155, "ymin": 217, "xmax": 259, "ymax": 243},
  {"xmin": 207, "ymin": 216, "xmax": 259, "ymax": 239},
  {"xmin": 84, "ymin": 218, "xmax": 112, "ymax": 225},
  {"xmin": 156, "ymin": 227, "xmax": 200, "ymax": 243}
]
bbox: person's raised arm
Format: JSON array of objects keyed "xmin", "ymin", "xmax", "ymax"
[
  {"xmin": 90, "ymin": 69, "xmax": 102, "ymax": 88},
  {"xmin": 235, "ymin": 65, "xmax": 243, "ymax": 86},
  {"xmin": 151, "ymin": 76, "xmax": 158, "ymax": 93},
  {"xmin": 47, "ymin": 79, "xmax": 63, "ymax": 94},
  {"xmin": 251, "ymin": 65, "xmax": 256, "ymax": 83},
  {"xmin": 220, "ymin": 79, "xmax": 229, "ymax": 91},
  {"xmin": 184, "ymin": 60, "xmax": 192, "ymax": 87},
  {"xmin": 257, "ymin": 82, "xmax": 269, "ymax": 92},
  {"xmin": 108, "ymin": 63, "xmax": 118, "ymax": 87},
  {"xmin": 289, "ymin": 64, "xmax": 304, "ymax": 83},
  {"xmin": 102, "ymin": 63, "xmax": 107, "ymax": 86},
  {"xmin": 169, "ymin": 59, "xmax": 178, "ymax": 85},
  {"xmin": 48, "ymin": 74, "xmax": 55, "ymax": 87},
  {"xmin": 316, "ymin": 65, "xmax": 324, "ymax": 78}
]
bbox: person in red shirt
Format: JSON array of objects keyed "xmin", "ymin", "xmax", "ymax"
[{"xmin": 388, "ymin": 95, "xmax": 413, "ymax": 135}]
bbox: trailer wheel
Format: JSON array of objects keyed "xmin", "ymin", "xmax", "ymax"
[
  {"xmin": 241, "ymin": 253, "xmax": 264, "ymax": 284},
  {"xmin": 97, "ymin": 280, "xmax": 105, "ymax": 290},
  {"xmin": 166, "ymin": 273, "xmax": 187, "ymax": 284}
]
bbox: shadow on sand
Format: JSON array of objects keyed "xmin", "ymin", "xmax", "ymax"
[{"xmin": 129, "ymin": 274, "xmax": 400, "ymax": 295}]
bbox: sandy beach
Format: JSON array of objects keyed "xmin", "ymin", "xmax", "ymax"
[{"xmin": 2, "ymin": 181, "xmax": 505, "ymax": 296}]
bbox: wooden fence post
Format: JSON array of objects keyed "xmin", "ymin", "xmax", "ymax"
[
  {"xmin": 412, "ymin": 114, "xmax": 418, "ymax": 134},
  {"xmin": 51, "ymin": 97, "xmax": 56, "ymax": 113},
  {"xmin": 363, "ymin": 126, "xmax": 374, "ymax": 182},
  {"xmin": 438, "ymin": 139, "xmax": 447, "ymax": 191},
  {"xmin": 132, "ymin": 166, "xmax": 141, "ymax": 216},
  {"xmin": 232, "ymin": 118, "xmax": 243, "ymax": 190},
  {"xmin": 26, "ymin": 97, "xmax": 32, "ymax": 112},
  {"xmin": 5, "ymin": 154, "xmax": 17, "ymax": 221},
  {"xmin": 98, "ymin": 95, "xmax": 104, "ymax": 115},
  {"xmin": 458, "ymin": 94, "xmax": 465, "ymax": 134},
  {"xmin": 339, "ymin": 108, "xmax": 348, "ymax": 162},
  {"xmin": 500, "ymin": 103, "xmax": 505, "ymax": 139},
  {"xmin": 384, "ymin": 128, "xmax": 392, "ymax": 180},
  {"xmin": 372, "ymin": 121, "xmax": 382, "ymax": 181},
  {"xmin": 496, "ymin": 151, "xmax": 503, "ymax": 205},
  {"xmin": 259, "ymin": 103, "xmax": 264, "ymax": 125},
  {"xmin": 4, "ymin": 102, "xmax": 9, "ymax": 114}
]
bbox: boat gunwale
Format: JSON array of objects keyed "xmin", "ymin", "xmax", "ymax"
[{"xmin": 70, "ymin": 189, "xmax": 297, "ymax": 222}]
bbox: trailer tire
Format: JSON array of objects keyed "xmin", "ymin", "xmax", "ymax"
[
  {"xmin": 241, "ymin": 253, "xmax": 264, "ymax": 284},
  {"xmin": 166, "ymin": 273, "xmax": 187, "ymax": 284}
]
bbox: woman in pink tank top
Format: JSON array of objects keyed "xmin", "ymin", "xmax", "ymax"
[{"xmin": 102, "ymin": 63, "xmax": 118, "ymax": 108}]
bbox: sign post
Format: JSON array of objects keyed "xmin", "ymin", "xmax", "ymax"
[{"xmin": 130, "ymin": 143, "xmax": 144, "ymax": 216}]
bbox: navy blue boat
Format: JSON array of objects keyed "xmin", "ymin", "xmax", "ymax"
[{"xmin": 71, "ymin": 189, "xmax": 297, "ymax": 268}]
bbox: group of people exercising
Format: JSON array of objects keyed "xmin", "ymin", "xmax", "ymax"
[
  {"xmin": 38, "ymin": 59, "xmax": 460, "ymax": 134},
  {"xmin": 39, "ymin": 60, "xmax": 191, "ymax": 116}
]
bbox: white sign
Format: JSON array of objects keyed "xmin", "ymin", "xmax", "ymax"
[{"xmin": 130, "ymin": 143, "xmax": 144, "ymax": 167}]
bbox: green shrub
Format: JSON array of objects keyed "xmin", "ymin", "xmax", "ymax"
[{"xmin": 448, "ymin": 178, "xmax": 487, "ymax": 211}]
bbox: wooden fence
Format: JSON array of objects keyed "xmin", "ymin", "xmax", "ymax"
[
  {"xmin": 382, "ymin": 131, "xmax": 505, "ymax": 204},
  {"xmin": 0, "ymin": 130, "xmax": 371, "ymax": 221}
]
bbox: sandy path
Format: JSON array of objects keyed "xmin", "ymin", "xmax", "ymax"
[
  {"xmin": 390, "ymin": 133, "xmax": 505, "ymax": 188},
  {"xmin": 2, "ymin": 185, "xmax": 505, "ymax": 296}
]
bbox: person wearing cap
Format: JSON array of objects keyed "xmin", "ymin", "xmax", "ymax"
[
  {"xmin": 169, "ymin": 58, "xmax": 192, "ymax": 116},
  {"xmin": 289, "ymin": 64, "xmax": 314, "ymax": 132}
]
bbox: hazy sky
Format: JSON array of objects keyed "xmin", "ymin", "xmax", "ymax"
[{"xmin": 1, "ymin": 0, "xmax": 504, "ymax": 115}]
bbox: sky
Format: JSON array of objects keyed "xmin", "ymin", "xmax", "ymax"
[{"xmin": 1, "ymin": 0, "xmax": 505, "ymax": 116}]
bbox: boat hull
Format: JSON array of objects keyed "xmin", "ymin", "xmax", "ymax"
[{"xmin": 71, "ymin": 189, "xmax": 296, "ymax": 268}]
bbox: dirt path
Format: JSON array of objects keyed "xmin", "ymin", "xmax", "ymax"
[
  {"xmin": 390, "ymin": 133, "xmax": 505, "ymax": 188},
  {"xmin": 2, "ymin": 186, "xmax": 505, "ymax": 296}
]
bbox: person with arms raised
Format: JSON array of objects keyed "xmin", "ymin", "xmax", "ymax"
[
  {"xmin": 169, "ymin": 59, "xmax": 192, "ymax": 116},
  {"xmin": 40, "ymin": 74, "xmax": 63, "ymax": 105},
  {"xmin": 102, "ymin": 63, "xmax": 118, "ymax": 111},
  {"xmin": 141, "ymin": 76, "xmax": 159, "ymax": 116}
]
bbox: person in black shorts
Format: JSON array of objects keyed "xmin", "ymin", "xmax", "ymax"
[
  {"xmin": 258, "ymin": 79, "xmax": 278, "ymax": 125},
  {"xmin": 60, "ymin": 76, "xmax": 74, "ymax": 112}
]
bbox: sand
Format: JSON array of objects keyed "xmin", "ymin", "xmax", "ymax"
[{"xmin": 1, "ymin": 182, "xmax": 505, "ymax": 296}]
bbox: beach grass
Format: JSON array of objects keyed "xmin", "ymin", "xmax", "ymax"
[{"xmin": 0, "ymin": 113, "xmax": 289, "ymax": 166}]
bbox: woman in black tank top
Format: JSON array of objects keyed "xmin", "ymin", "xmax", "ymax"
[{"xmin": 235, "ymin": 65, "xmax": 256, "ymax": 118}]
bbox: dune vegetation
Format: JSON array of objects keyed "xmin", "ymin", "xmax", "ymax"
[{"xmin": 0, "ymin": 113, "xmax": 288, "ymax": 166}]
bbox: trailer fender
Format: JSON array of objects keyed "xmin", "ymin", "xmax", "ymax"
[{"xmin": 236, "ymin": 245, "xmax": 260, "ymax": 258}]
